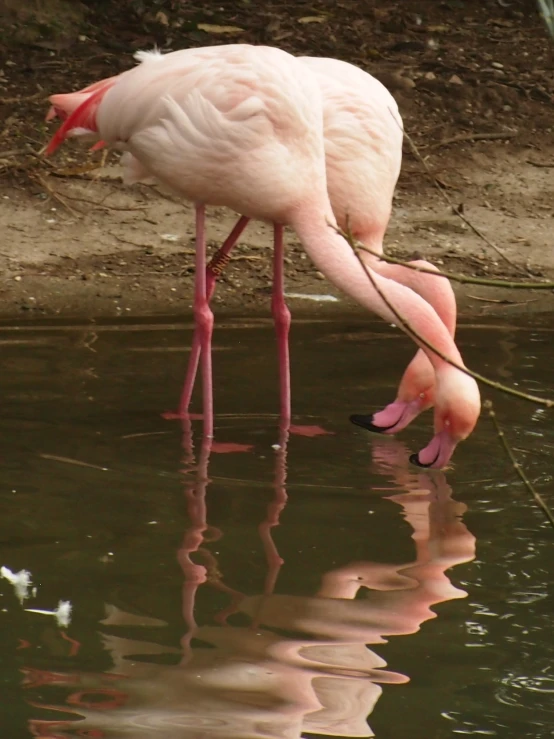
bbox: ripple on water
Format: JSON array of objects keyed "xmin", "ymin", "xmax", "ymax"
[
  {"xmin": 506, "ymin": 590, "xmax": 548, "ymax": 605},
  {"xmin": 496, "ymin": 673, "xmax": 554, "ymax": 711}
]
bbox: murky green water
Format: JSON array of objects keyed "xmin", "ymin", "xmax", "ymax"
[{"xmin": 0, "ymin": 316, "xmax": 552, "ymax": 738}]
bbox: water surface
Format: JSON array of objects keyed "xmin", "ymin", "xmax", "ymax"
[{"xmin": 0, "ymin": 316, "xmax": 552, "ymax": 738}]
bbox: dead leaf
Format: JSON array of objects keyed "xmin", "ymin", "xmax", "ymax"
[
  {"xmin": 197, "ymin": 23, "xmax": 244, "ymax": 35},
  {"xmin": 297, "ymin": 16, "xmax": 327, "ymax": 24},
  {"xmin": 155, "ymin": 11, "xmax": 169, "ymax": 26}
]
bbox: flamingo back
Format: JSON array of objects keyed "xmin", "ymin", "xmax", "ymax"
[
  {"xmin": 300, "ymin": 57, "xmax": 403, "ymax": 244},
  {"xmin": 47, "ymin": 45, "xmax": 331, "ymax": 223}
]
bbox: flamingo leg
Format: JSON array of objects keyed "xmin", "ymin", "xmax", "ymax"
[
  {"xmin": 193, "ymin": 204, "xmax": 214, "ymax": 439},
  {"xmin": 271, "ymin": 224, "xmax": 291, "ymax": 422},
  {"xmin": 179, "ymin": 215, "xmax": 250, "ymax": 416}
]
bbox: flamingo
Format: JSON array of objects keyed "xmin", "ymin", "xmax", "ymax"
[
  {"xmin": 45, "ymin": 44, "xmax": 480, "ymax": 468},
  {"xmin": 179, "ymin": 56, "xmax": 458, "ymax": 438}
]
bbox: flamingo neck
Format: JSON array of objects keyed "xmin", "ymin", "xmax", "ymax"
[
  {"xmin": 290, "ymin": 202, "xmax": 463, "ymax": 372},
  {"xmin": 358, "ymin": 246, "xmax": 457, "ymax": 337}
]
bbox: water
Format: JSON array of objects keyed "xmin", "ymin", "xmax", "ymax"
[{"xmin": 0, "ymin": 316, "xmax": 552, "ymax": 738}]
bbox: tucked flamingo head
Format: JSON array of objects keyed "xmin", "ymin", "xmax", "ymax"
[
  {"xmin": 45, "ymin": 76, "xmax": 121, "ymax": 122},
  {"xmin": 411, "ymin": 366, "xmax": 481, "ymax": 469},
  {"xmin": 46, "ymin": 93, "xmax": 88, "ymax": 122}
]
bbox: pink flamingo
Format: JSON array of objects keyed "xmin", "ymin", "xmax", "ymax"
[
  {"xmin": 45, "ymin": 44, "xmax": 480, "ymax": 468},
  {"xmin": 180, "ymin": 56, "xmax": 458, "ymax": 438},
  {"xmin": 301, "ymin": 57, "xmax": 458, "ymax": 435}
]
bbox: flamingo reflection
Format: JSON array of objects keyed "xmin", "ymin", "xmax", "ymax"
[{"xmin": 23, "ymin": 432, "xmax": 475, "ymax": 738}]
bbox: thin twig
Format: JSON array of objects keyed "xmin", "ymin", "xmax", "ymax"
[
  {"xmin": 398, "ymin": 119, "xmax": 530, "ymax": 277},
  {"xmin": 527, "ymin": 159, "xmax": 554, "ymax": 168},
  {"xmin": 484, "ymin": 400, "xmax": 554, "ymax": 529},
  {"xmin": 358, "ymin": 245, "xmax": 554, "ymax": 290},
  {"xmin": 0, "ymin": 92, "xmax": 44, "ymax": 105},
  {"xmin": 33, "ymin": 174, "xmax": 81, "ymax": 217},
  {"xmin": 0, "ymin": 148, "xmax": 28, "ymax": 159},
  {"xmin": 59, "ymin": 191, "xmax": 149, "ymax": 211},
  {"xmin": 430, "ymin": 130, "xmax": 518, "ymax": 149},
  {"xmin": 50, "ymin": 164, "xmax": 108, "ymax": 178},
  {"xmin": 467, "ymin": 295, "xmax": 539, "ymax": 306},
  {"xmin": 336, "ymin": 224, "xmax": 554, "ymax": 408},
  {"xmin": 110, "ymin": 233, "xmax": 197, "ymax": 252}
]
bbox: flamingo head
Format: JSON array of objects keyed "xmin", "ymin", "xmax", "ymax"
[
  {"xmin": 350, "ymin": 353, "xmax": 436, "ymax": 436},
  {"xmin": 410, "ymin": 366, "xmax": 481, "ymax": 469}
]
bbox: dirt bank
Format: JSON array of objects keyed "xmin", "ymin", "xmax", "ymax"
[{"xmin": 1, "ymin": 0, "xmax": 554, "ymax": 320}]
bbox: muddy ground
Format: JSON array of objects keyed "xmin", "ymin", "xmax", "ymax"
[{"xmin": 1, "ymin": 0, "xmax": 554, "ymax": 320}]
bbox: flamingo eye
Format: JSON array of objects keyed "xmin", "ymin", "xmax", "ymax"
[{"xmin": 419, "ymin": 392, "xmax": 426, "ymax": 400}]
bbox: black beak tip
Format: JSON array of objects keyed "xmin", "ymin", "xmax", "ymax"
[
  {"xmin": 349, "ymin": 414, "xmax": 387, "ymax": 434},
  {"xmin": 409, "ymin": 452, "xmax": 432, "ymax": 468}
]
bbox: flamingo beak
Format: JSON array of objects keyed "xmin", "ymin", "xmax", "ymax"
[
  {"xmin": 409, "ymin": 430, "xmax": 458, "ymax": 469},
  {"xmin": 350, "ymin": 397, "xmax": 427, "ymax": 436}
]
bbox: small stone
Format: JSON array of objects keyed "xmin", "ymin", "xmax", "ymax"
[
  {"xmin": 424, "ymin": 71, "xmax": 436, "ymax": 80},
  {"xmin": 491, "ymin": 61, "xmax": 504, "ymax": 69},
  {"xmin": 315, "ymin": 271, "xmax": 326, "ymax": 280},
  {"xmin": 448, "ymin": 74, "xmax": 463, "ymax": 85},
  {"xmin": 14, "ymin": 275, "xmax": 22, "ymax": 282}
]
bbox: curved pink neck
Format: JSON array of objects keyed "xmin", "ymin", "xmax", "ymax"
[{"xmin": 291, "ymin": 204, "xmax": 463, "ymax": 372}]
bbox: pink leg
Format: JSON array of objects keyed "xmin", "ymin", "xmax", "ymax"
[
  {"xmin": 179, "ymin": 215, "xmax": 250, "ymax": 416},
  {"xmin": 193, "ymin": 204, "xmax": 215, "ymax": 439},
  {"xmin": 271, "ymin": 224, "xmax": 291, "ymax": 422}
]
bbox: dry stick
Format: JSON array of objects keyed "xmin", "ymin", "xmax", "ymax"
[
  {"xmin": 430, "ymin": 130, "xmax": 518, "ymax": 149},
  {"xmin": 526, "ymin": 159, "xmax": 554, "ymax": 168},
  {"xmin": 399, "ymin": 121, "xmax": 530, "ymax": 277},
  {"xmin": 59, "ymin": 191, "xmax": 149, "ymax": 212},
  {"xmin": 358, "ymin": 244, "xmax": 554, "ymax": 290},
  {"xmin": 336, "ymin": 225, "xmax": 554, "ymax": 408},
  {"xmin": 33, "ymin": 174, "xmax": 81, "ymax": 218},
  {"xmin": 0, "ymin": 92, "xmax": 44, "ymax": 105},
  {"xmin": 484, "ymin": 400, "xmax": 554, "ymax": 529}
]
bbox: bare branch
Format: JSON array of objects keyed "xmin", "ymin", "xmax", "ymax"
[
  {"xmin": 358, "ymin": 244, "xmax": 554, "ymax": 290},
  {"xmin": 335, "ymin": 223, "xmax": 554, "ymax": 409},
  {"xmin": 396, "ymin": 115, "xmax": 530, "ymax": 277},
  {"xmin": 484, "ymin": 400, "xmax": 554, "ymax": 530}
]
